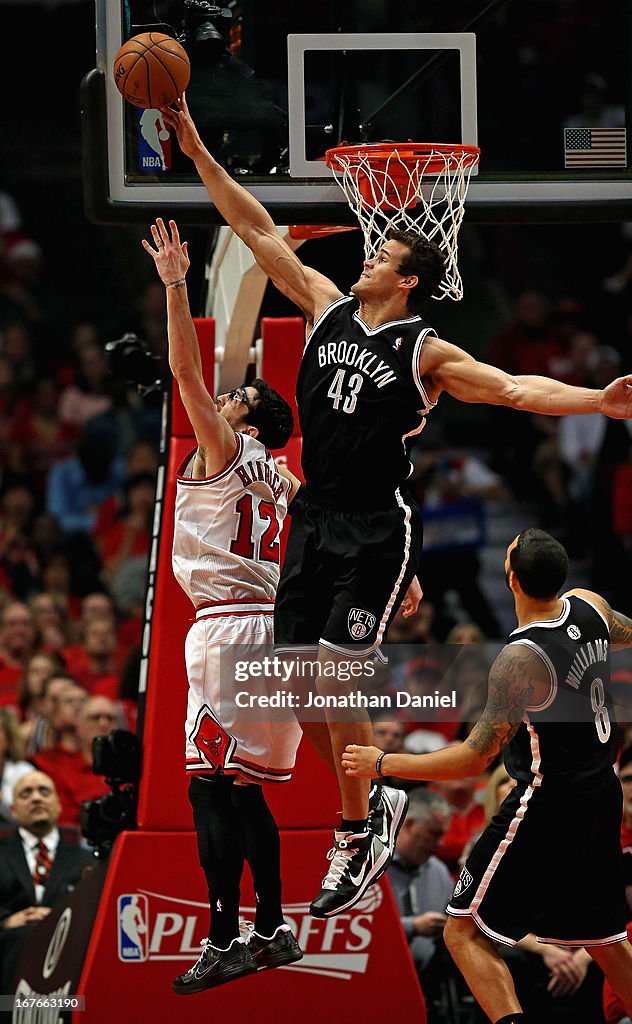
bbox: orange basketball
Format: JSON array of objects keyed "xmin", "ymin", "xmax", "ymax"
[{"xmin": 113, "ymin": 32, "xmax": 190, "ymax": 109}]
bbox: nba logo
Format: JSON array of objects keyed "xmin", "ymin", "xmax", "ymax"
[
  {"xmin": 118, "ymin": 894, "xmax": 148, "ymax": 961},
  {"xmin": 137, "ymin": 109, "xmax": 171, "ymax": 173}
]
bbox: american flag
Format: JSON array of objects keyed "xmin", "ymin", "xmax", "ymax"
[{"xmin": 564, "ymin": 127, "xmax": 627, "ymax": 168}]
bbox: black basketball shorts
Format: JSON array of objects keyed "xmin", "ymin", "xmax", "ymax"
[
  {"xmin": 447, "ymin": 771, "xmax": 628, "ymax": 947},
  {"xmin": 274, "ymin": 488, "xmax": 421, "ymax": 657}
]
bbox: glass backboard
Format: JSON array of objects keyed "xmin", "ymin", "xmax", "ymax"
[{"xmin": 82, "ymin": 0, "xmax": 632, "ymax": 223}]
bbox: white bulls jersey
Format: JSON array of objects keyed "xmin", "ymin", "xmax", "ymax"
[{"xmin": 172, "ymin": 432, "xmax": 291, "ymax": 612}]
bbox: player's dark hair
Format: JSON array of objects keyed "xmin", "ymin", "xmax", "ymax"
[
  {"xmin": 247, "ymin": 378, "xmax": 294, "ymax": 450},
  {"xmin": 509, "ymin": 528, "xmax": 568, "ymax": 599},
  {"xmin": 388, "ymin": 229, "xmax": 447, "ymax": 312}
]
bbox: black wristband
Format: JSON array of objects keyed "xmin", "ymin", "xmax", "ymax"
[{"xmin": 375, "ymin": 752, "xmax": 386, "ymax": 777}]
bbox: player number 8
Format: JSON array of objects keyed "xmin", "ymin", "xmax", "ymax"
[{"xmin": 590, "ymin": 676, "xmax": 611, "ymax": 744}]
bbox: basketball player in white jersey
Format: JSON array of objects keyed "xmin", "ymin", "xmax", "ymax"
[{"xmin": 143, "ymin": 218, "xmax": 303, "ymax": 993}]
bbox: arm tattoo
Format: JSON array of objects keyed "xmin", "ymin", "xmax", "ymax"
[
  {"xmin": 608, "ymin": 608, "xmax": 632, "ymax": 646},
  {"xmin": 467, "ymin": 645, "xmax": 537, "ymax": 768}
]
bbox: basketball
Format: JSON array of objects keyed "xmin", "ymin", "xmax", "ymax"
[{"xmin": 113, "ymin": 32, "xmax": 190, "ymax": 109}]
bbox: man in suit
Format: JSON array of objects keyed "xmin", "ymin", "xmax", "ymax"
[{"xmin": 0, "ymin": 769, "xmax": 93, "ymax": 990}]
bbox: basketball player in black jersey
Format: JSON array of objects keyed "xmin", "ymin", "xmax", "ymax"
[
  {"xmin": 343, "ymin": 529, "xmax": 632, "ymax": 1024},
  {"xmin": 162, "ymin": 93, "xmax": 632, "ymax": 920}
]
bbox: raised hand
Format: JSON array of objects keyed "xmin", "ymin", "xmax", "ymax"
[
  {"xmin": 159, "ymin": 93, "xmax": 204, "ymax": 161},
  {"xmin": 142, "ymin": 217, "xmax": 190, "ymax": 286}
]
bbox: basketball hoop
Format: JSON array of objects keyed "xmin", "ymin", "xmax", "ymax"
[{"xmin": 325, "ymin": 142, "xmax": 480, "ymax": 301}]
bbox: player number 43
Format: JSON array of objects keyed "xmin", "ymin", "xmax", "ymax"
[{"xmin": 327, "ymin": 369, "xmax": 363, "ymax": 413}]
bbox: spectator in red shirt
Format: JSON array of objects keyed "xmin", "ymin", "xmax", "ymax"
[
  {"xmin": 28, "ymin": 593, "xmax": 76, "ymax": 654},
  {"xmin": 489, "ymin": 290, "xmax": 565, "ymax": 379},
  {"xmin": 23, "ymin": 673, "xmax": 78, "ymax": 757},
  {"xmin": 0, "ymin": 487, "xmax": 40, "ymax": 601},
  {"xmin": 62, "ymin": 618, "xmax": 121, "ymax": 698},
  {"xmin": 97, "ymin": 471, "xmax": 154, "ymax": 587},
  {"xmin": 0, "ymin": 602, "xmax": 37, "ymax": 707},
  {"xmin": 7, "ymin": 377, "xmax": 78, "ymax": 498},
  {"xmin": 15, "ymin": 652, "xmax": 62, "ymax": 731},
  {"xmin": 431, "ymin": 768, "xmax": 485, "ymax": 877},
  {"xmin": 35, "ymin": 695, "xmax": 117, "ymax": 826},
  {"xmin": 39, "ymin": 553, "xmax": 82, "ymax": 623}
]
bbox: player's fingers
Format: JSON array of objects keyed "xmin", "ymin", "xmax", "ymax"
[
  {"xmin": 169, "ymin": 220, "xmax": 180, "ymax": 245},
  {"xmin": 345, "ymin": 744, "xmax": 359, "ymax": 752},
  {"xmin": 141, "ymin": 238, "xmax": 157, "ymax": 256},
  {"xmin": 150, "ymin": 223, "xmax": 164, "ymax": 249},
  {"xmin": 156, "ymin": 217, "xmax": 169, "ymax": 246}
]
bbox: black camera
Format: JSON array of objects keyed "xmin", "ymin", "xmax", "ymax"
[
  {"xmin": 92, "ymin": 729, "xmax": 143, "ymax": 785},
  {"xmin": 80, "ymin": 787, "xmax": 138, "ymax": 855},
  {"xmin": 80, "ymin": 730, "xmax": 142, "ymax": 856},
  {"xmin": 105, "ymin": 333, "xmax": 164, "ymax": 396},
  {"xmin": 183, "ymin": 1, "xmax": 231, "ymax": 51}
]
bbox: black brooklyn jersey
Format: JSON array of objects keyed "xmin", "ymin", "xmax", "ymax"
[
  {"xmin": 504, "ymin": 594, "xmax": 618, "ymax": 791},
  {"xmin": 296, "ymin": 295, "xmax": 437, "ymax": 509}
]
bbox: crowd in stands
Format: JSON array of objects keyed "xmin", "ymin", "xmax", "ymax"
[{"xmin": 0, "ymin": 188, "xmax": 160, "ymax": 832}]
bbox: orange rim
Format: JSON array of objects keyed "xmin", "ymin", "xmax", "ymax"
[{"xmin": 325, "ymin": 142, "xmax": 480, "ymax": 174}]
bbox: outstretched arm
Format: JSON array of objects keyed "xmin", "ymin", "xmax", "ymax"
[
  {"xmin": 342, "ymin": 643, "xmax": 544, "ymax": 779},
  {"xmin": 161, "ymin": 95, "xmax": 342, "ymax": 324},
  {"xmin": 142, "ymin": 218, "xmax": 236, "ymax": 474},
  {"xmin": 421, "ymin": 336, "xmax": 632, "ymax": 418}
]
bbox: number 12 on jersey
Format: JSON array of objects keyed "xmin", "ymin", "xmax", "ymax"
[{"xmin": 230, "ymin": 494, "xmax": 281, "ymax": 563}]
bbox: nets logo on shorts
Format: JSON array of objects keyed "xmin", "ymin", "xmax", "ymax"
[
  {"xmin": 348, "ymin": 608, "xmax": 376, "ymax": 640},
  {"xmin": 452, "ymin": 867, "xmax": 473, "ymax": 899}
]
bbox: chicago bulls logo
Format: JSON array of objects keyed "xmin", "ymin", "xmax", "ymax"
[{"xmin": 191, "ymin": 709, "xmax": 233, "ymax": 771}]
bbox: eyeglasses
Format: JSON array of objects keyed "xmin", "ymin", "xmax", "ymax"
[{"xmin": 229, "ymin": 386, "xmax": 255, "ymax": 414}]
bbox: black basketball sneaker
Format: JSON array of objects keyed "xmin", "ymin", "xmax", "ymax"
[
  {"xmin": 368, "ymin": 784, "xmax": 409, "ymax": 854},
  {"xmin": 245, "ymin": 923, "xmax": 303, "ymax": 970},
  {"xmin": 309, "ymin": 829, "xmax": 390, "ymax": 918},
  {"xmin": 172, "ymin": 936, "xmax": 257, "ymax": 994}
]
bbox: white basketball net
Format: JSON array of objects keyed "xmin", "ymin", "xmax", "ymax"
[{"xmin": 327, "ymin": 145, "xmax": 480, "ymax": 301}]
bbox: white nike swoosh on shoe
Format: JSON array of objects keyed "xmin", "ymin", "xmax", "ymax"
[
  {"xmin": 348, "ymin": 850, "xmax": 373, "ymax": 887},
  {"xmin": 194, "ymin": 962, "xmax": 214, "ymax": 979}
]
